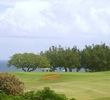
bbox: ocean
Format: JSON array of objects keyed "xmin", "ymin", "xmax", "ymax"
[{"xmin": 0, "ymin": 60, "xmax": 21, "ymax": 72}]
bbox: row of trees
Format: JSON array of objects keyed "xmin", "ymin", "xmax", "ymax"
[{"xmin": 8, "ymin": 43, "xmax": 110, "ymax": 72}]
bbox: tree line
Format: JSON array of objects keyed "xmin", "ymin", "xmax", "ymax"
[{"xmin": 8, "ymin": 43, "xmax": 110, "ymax": 72}]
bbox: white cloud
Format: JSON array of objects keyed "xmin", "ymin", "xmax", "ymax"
[
  {"xmin": 0, "ymin": 0, "xmax": 110, "ymax": 59},
  {"xmin": 1, "ymin": 0, "xmax": 110, "ymax": 37}
]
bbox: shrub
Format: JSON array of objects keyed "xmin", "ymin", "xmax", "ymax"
[
  {"xmin": 20, "ymin": 91, "xmax": 37, "ymax": 100},
  {"xmin": 0, "ymin": 92, "xmax": 22, "ymax": 100},
  {"xmin": 0, "ymin": 87, "xmax": 77, "ymax": 100},
  {"xmin": 0, "ymin": 72, "xmax": 24, "ymax": 95},
  {"xmin": 35, "ymin": 87, "xmax": 68, "ymax": 100},
  {"xmin": 21, "ymin": 87, "xmax": 76, "ymax": 100}
]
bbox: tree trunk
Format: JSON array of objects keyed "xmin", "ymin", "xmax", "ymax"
[
  {"xmin": 22, "ymin": 68, "xmax": 27, "ymax": 72},
  {"xmin": 64, "ymin": 67, "xmax": 67, "ymax": 72},
  {"xmin": 76, "ymin": 69, "xmax": 79, "ymax": 72},
  {"xmin": 76, "ymin": 68, "xmax": 80, "ymax": 72},
  {"xmin": 28, "ymin": 67, "xmax": 36, "ymax": 72},
  {"xmin": 69, "ymin": 67, "xmax": 72, "ymax": 72},
  {"xmin": 22, "ymin": 67, "xmax": 36, "ymax": 72}
]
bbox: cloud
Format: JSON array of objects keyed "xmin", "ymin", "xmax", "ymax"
[
  {"xmin": 0, "ymin": 0, "xmax": 110, "ymax": 40},
  {"xmin": 0, "ymin": 0, "xmax": 110, "ymax": 60}
]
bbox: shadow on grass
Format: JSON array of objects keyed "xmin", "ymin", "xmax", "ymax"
[{"xmin": 93, "ymin": 97, "xmax": 110, "ymax": 100}]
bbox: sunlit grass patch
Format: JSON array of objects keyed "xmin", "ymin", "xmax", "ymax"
[{"xmin": 9, "ymin": 71, "xmax": 110, "ymax": 100}]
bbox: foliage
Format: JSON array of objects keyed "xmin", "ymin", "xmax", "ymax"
[
  {"xmin": 0, "ymin": 72, "xmax": 24, "ymax": 95},
  {"xmin": 41, "ymin": 45, "xmax": 80, "ymax": 72},
  {"xmin": 0, "ymin": 87, "xmax": 76, "ymax": 100},
  {"xmin": 0, "ymin": 92, "xmax": 22, "ymax": 100},
  {"xmin": 21, "ymin": 87, "xmax": 68, "ymax": 100},
  {"xmin": 8, "ymin": 53, "xmax": 50, "ymax": 72},
  {"xmin": 35, "ymin": 87, "xmax": 68, "ymax": 100},
  {"xmin": 81, "ymin": 43, "xmax": 110, "ymax": 72},
  {"xmin": 41, "ymin": 43, "xmax": 110, "ymax": 72}
]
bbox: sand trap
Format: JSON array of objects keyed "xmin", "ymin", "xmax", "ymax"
[{"xmin": 42, "ymin": 74, "xmax": 62, "ymax": 80}]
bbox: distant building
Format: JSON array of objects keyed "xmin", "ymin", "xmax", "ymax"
[{"xmin": 41, "ymin": 68, "xmax": 52, "ymax": 72}]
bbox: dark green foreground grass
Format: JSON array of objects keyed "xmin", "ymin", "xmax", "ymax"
[{"xmin": 10, "ymin": 71, "xmax": 110, "ymax": 100}]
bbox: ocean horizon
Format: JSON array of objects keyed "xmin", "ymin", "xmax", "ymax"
[{"xmin": 0, "ymin": 60, "xmax": 22, "ymax": 72}]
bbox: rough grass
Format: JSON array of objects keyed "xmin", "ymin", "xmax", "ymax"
[{"xmin": 10, "ymin": 71, "xmax": 110, "ymax": 100}]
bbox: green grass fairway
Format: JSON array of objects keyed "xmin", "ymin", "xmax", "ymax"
[{"xmin": 10, "ymin": 72, "xmax": 110, "ymax": 100}]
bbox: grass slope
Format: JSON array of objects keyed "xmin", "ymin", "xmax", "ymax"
[{"xmin": 10, "ymin": 72, "xmax": 110, "ymax": 100}]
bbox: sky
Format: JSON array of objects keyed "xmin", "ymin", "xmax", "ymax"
[{"xmin": 0, "ymin": 0, "xmax": 110, "ymax": 60}]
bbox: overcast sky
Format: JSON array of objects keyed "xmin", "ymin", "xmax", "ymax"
[{"xmin": 0, "ymin": 0, "xmax": 110, "ymax": 60}]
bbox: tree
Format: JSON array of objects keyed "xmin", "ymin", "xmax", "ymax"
[
  {"xmin": 7, "ymin": 53, "xmax": 50, "ymax": 72},
  {"xmin": 81, "ymin": 43, "xmax": 110, "ymax": 72},
  {"xmin": 58, "ymin": 46, "xmax": 80, "ymax": 72},
  {"xmin": 40, "ymin": 46, "xmax": 60, "ymax": 71},
  {"xmin": 41, "ymin": 45, "xmax": 80, "ymax": 72}
]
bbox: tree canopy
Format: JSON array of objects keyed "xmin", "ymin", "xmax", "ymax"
[
  {"xmin": 8, "ymin": 53, "xmax": 50, "ymax": 72},
  {"xmin": 81, "ymin": 43, "xmax": 110, "ymax": 72},
  {"xmin": 40, "ymin": 45, "xmax": 80, "ymax": 72},
  {"xmin": 41, "ymin": 43, "xmax": 110, "ymax": 72}
]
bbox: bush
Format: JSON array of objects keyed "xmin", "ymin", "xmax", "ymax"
[
  {"xmin": 20, "ymin": 91, "xmax": 37, "ymax": 100},
  {"xmin": 0, "ymin": 92, "xmax": 22, "ymax": 100},
  {"xmin": 0, "ymin": 87, "xmax": 77, "ymax": 100},
  {"xmin": 21, "ymin": 87, "xmax": 76, "ymax": 100},
  {"xmin": 35, "ymin": 87, "xmax": 68, "ymax": 100},
  {"xmin": 0, "ymin": 72, "xmax": 24, "ymax": 95}
]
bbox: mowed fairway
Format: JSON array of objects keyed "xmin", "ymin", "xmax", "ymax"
[{"xmin": 10, "ymin": 71, "xmax": 110, "ymax": 100}]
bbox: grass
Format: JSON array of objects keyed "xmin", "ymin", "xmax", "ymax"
[{"xmin": 10, "ymin": 71, "xmax": 110, "ymax": 100}]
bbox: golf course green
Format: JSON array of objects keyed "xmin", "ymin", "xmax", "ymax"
[{"xmin": 10, "ymin": 71, "xmax": 110, "ymax": 100}]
